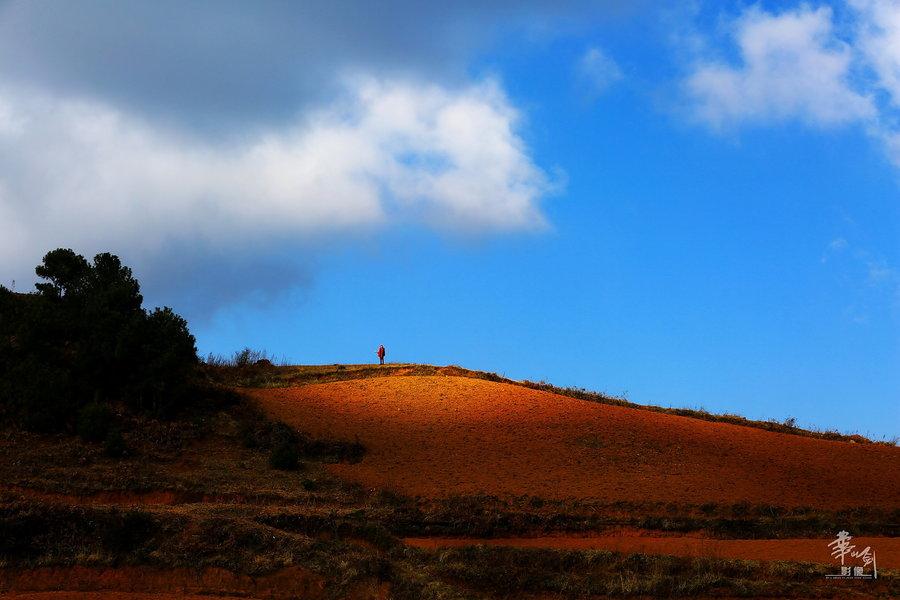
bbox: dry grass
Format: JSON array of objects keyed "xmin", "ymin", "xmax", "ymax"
[{"xmin": 406, "ymin": 545, "xmax": 900, "ymax": 599}]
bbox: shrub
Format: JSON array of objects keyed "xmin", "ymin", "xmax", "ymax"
[
  {"xmin": 77, "ymin": 402, "xmax": 113, "ymax": 442},
  {"xmin": 104, "ymin": 428, "xmax": 127, "ymax": 457},
  {"xmin": 100, "ymin": 510, "xmax": 157, "ymax": 555},
  {"xmin": 232, "ymin": 347, "xmax": 274, "ymax": 367},
  {"xmin": 238, "ymin": 421, "xmax": 261, "ymax": 449},
  {"xmin": 269, "ymin": 441, "xmax": 300, "ymax": 470},
  {"xmin": 201, "ymin": 348, "xmax": 279, "ymax": 387},
  {"xmin": 699, "ymin": 502, "xmax": 718, "ymax": 515}
]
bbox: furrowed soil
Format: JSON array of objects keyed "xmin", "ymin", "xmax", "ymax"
[{"xmin": 249, "ymin": 375, "xmax": 900, "ymax": 508}]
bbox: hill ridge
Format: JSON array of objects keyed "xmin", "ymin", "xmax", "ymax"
[{"xmin": 206, "ymin": 361, "xmax": 893, "ymax": 446}]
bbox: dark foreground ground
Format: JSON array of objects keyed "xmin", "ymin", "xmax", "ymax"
[{"xmin": 1, "ymin": 363, "xmax": 897, "ymax": 599}]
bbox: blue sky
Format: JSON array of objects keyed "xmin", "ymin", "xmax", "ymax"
[{"xmin": 0, "ymin": 1, "xmax": 897, "ymax": 437}]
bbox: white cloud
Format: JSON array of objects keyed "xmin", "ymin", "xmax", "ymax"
[
  {"xmin": 873, "ymin": 128, "xmax": 900, "ymax": 166},
  {"xmin": 685, "ymin": 5, "xmax": 875, "ymax": 129},
  {"xmin": 822, "ymin": 237, "xmax": 900, "ymax": 322},
  {"xmin": 829, "ymin": 237, "xmax": 849, "ymax": 251},
  {"xmin": 852, "ymin": 0, "xmax": 900, "ymax": 106},
  {"xmin": 822, "ymin": 236, "xmax": 849, "ymax": 262},
  {"xmin": 866, "ymin": 257, "xmax": 897, "ymax": 284},
  {"xmin": 0, "ymin": 77, "xmax": 552, "ymax": 300},
  {"xmin": 578, "ymin": 47, "xmax": 623, "ymax": 97},
  {"xmin": 850, "ymin": 0, "xmax": 900, "ymax": 167}
]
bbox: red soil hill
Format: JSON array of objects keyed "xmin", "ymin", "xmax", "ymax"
[{"xmin": 250, "ymin": 375, "xmax": 900, "ymax": 508}]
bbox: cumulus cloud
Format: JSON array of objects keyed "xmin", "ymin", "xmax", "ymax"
[
  {"xmin": 0, "ymin": 77, "xmax": 551, "ymax": 311},
  {"xmin": 679, "ymin": 1, "xmax": 900, "ymax": 169},
  {"xmin": 0, "ymin": 0, "xmax": 609, "ymax": 314},
  {"xmin": 0, "ymin": 0, "xmax": 624, "ymax": 132},
  {"xmin": 852, "ymin": 0, "xmax": 900, "ymax": 106},
  {"xmin": 685, "ymin": 5, "xmax": 875, "ymax": 129},
  {"xmin": 850, "ymin": 0, "xmax": 900, "ymax": 166}
]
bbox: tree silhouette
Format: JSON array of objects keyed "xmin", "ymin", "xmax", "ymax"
[{"xmin": 0, "ymin": 249, "xmax": 198, "ymax": 431}]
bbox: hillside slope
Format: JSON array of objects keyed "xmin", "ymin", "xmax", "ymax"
[{"xmin": 251, "ymin": 374, "xmax": 900, "ymax": 509}]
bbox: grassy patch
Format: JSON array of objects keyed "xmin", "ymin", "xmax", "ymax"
[
  {"xmin": 383, "ymin": 495, "xmax": 900, "ymax": 539},
  {"xmin": 409, "ymin": 545, "xmax": 900, "ymax": 598}
]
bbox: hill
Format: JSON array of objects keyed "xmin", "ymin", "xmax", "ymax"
[
  {"xmin": 250, "ymin": 372, "xmax": 899, "ymax": 509},
  {"xmin": 1, "ymin": 363, "xmax": 898, "ymax": 599}
]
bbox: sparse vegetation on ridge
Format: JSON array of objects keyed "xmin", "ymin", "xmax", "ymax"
[{"xmin": 514, "ymin": 378, "xmax": 896, "ymax": 446}]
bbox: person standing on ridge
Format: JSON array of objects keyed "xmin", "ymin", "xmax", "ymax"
[{"xmin": 377, "ymin": 344, "xmax": 386, "ymax": 365}]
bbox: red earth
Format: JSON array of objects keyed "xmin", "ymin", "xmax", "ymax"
[
  {"xmin": 404, "ymin": 534, "xmax": 899, "ymax": 569},
  {"xmin": 250, "ymin": 375, "xmax": 900, "ymax": 508},
  {"xmin": 4, "ymin": 373, "xmax": 896, "ymax": 598}
]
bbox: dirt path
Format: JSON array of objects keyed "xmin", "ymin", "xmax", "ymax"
[
  {"xmin": 404, "ymin": 535, "xmax": 900, "ymax": 569},
  {"xmin": 250, "ymin": 376, "xmax": 900, "ymax": 507}
]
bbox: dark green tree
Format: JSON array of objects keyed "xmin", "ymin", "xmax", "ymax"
[
  {"xmin": 33, "ymin": 248, "xmax": 91, "ymax": 300},
  {"xmin": 127, "ymin": 307, "xmax": 198, "ymax": 416},
  {"xmin": 0, "ymin": 249, "xmax": 199, "ymax": 431}
]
